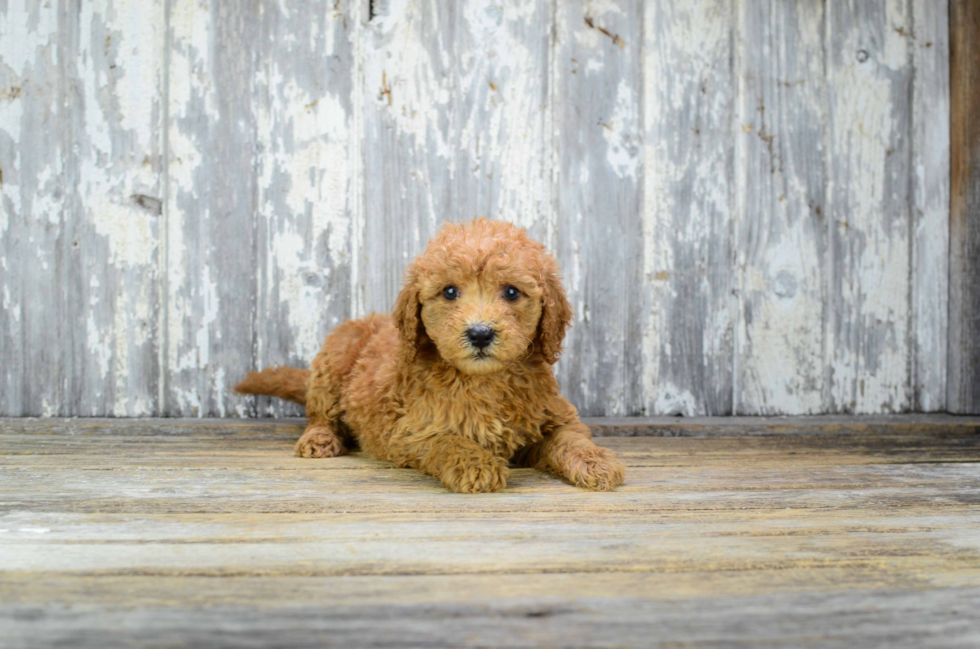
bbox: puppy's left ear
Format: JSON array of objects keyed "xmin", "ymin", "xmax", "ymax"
[
  {"xmin": 392, "ymin": 264, "xmax": 429, "ymax": 364},
  {"xmin": 537, "ymin": 257, "xmax": 572, "ymax": 364}
]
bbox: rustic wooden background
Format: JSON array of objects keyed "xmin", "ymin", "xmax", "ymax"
[{"xmin": 0, "ymin": 0, "xmax": 969, "ymax": 418}]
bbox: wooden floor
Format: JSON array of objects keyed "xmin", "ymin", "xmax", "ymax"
[{"xmin": 2, "ymin": 416, "xmax": 980, "ymax": 648}]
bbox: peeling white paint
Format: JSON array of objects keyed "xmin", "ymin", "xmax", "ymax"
[
  {"xmin": 189, "ymin": 264, "xmax": 219, "ymax": 372},
  {"xmin": 102, "ymin": 3, "xmax": 158, "ymax": 410},
  {"xmin": 602, "ymin": 79, "xmax": 639, "ymax": 180},
  {"xmin": 87, "ymin": 199, "xmax": 156, "ymax": 268},
  {"xmin": 270, "ymin": 230, "xmax": 330, "ymax": 362},
  {"xmin": 0, "ymin": 0, "xmax": 953, "ymax": 417},
  {"xmin": 166, "ymin": 0, "xmax": 218, "ymax": 415},
  {"xmin": 212, "ymin": 367, "xmax": 227, "ymax": 418},
  {"xmin": 652, "ymin": 384, "xmax": 699, "ymax": 417},
  {"xmin": 0, "ymin": 0, "xmax": 59, "ymax": 77},
  {"xmin": 87, "ymin": 310, "xmax": 111, "ymax": 382},
  {"xmin": 456, "ymin": 0, "xmax": 549, "ymax": 232},
  {"xmin": 734, "ymin": 0, "xmax": 827, "ymax": 415},
  {"xmin": 827, "ymin": 0, "xmax": 911, "ymax": 413},
  {"xmin": 641, "ymin": 0, "xmax": 733, "ymax": 414},
  {"xmin": 910, "ymin": 0, "xmax": 950, "ymax": 412},
  {"xmin": 366, "ymin": 0, "xmax": 452, "ymax": 164},
  {"xmin": 246, "ymin": 1, "xmax": 355, "ymax": 417}
]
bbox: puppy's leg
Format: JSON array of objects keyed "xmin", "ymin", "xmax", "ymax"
[
  {"xmin": 398, "ymin": 432, "xmax": 509, "ymax": 494},
  {"xmin": 522, "ymin": 423, "xmax": 625, "ymax": 491},
  {"xmin": 296, "ymin": 372, "xmax": 347, "ymax": 459},
  {"xmin": 295, "ymin": 421, "xmax": 347, "ymax": 458}
]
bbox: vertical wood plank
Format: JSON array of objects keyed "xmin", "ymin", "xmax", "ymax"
[
  {"xmin": 642, "ymin": 0, "xmax": 734, "ymax": 415},
  {"xmin": 0, "ymin": 2, "xmax": 67, "ymax": 415},
  {"xmin": 910, "ymin": 0, "xmax": 949, "ymax": 411},
  {"xmin": 65, "ymin": 0, "xmax": 164, "ymax": 416},
  {"xmin": 359, "ymin": 0, "xmax": 457, "ymax": 316},
  {"xmin": 555, "ymin": 0, "xmax": 643, "ymax": 417},
  {"xmin": 454, "ymin": 0, "xmax": 553, "ymax": 244},
  {"xmin": 249, "ymin": 0, "xmax": 355, "ymax": 417},
  {"xmin": 360, "ymin": 0, "xmax": 554, "ymax": 318},
  {"xmin": 734, "ymin": 1, "xmax": 828, "ymax": 414},
  {"xmin": 165, "ymin": 0, "xmax": 259, "ymax": 416},
  {"xmin": 826, "ymin": 0, "xmax": 912, "ymax": 413},
  {"xmin": 949, "ymin": 0, "xmax": 980, "ymax": 414}
]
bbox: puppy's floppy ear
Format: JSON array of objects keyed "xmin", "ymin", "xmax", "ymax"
[
  {"xmin": 392, "ymin": 263, "xmax": 429, "ymax": 363},
  {"xmin": 537, "ymin": 258, "xmax": 572, "ymax": 364}
]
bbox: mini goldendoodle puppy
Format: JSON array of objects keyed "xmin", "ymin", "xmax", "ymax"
[{"xmin": 236, "ymin": 219, "xmax": 625, "ymax": 493}]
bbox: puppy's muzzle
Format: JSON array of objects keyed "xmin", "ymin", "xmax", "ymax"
[{"xmin": 465, "ymin": 324, "xmax": 496, "ymax": 350}]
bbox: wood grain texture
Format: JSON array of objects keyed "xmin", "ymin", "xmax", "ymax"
[
  {"xmin": 454, "ymin": 0, "xmax": 553, "ymax": 244},
  {"xmin": 0, "ymin": 1, "xmax": 964, "ymax": 417},
  {"xmin": 949, "ymin": 0, "xmax": 980, "ymax": 414},
  {"xmin": 735, "ymin": 0, "xmax": 827, "ymax": 414},
  {"xmin": 554, "ymin": 0, "xmax": 642, "ymax": 416},
  {"xmin": 642, "ymin": 0, "xmax": 734, "ymax": 416},
  {"xmin": 359, "ymin": 0, "xmax": 553, "ymax": 315},
  {"xmin": 66, "ymin": 1, "xmax": 165, "ymax": 417},
  {"xmin": 164, "ymin": 0, "xmax": 260, "ymax": 417},
  {"xmin": 4, "ymin": 585, "xmax": 980, "ymax": 649},
  {"xmin": 250, "ymin": 0, "xmax": 355, "ymax": 417},
  {"xmin": 2, "ymin": 418, "xmax": 980, "ymax": 647},
  {"xmin": 359, "ymin": 0, "xmax": 457, "ymax": 315},
  {"xmin": 911, "ymin": 0, "xmax": 949, "ymax": 412},
  {"xmin": 826, "ymin": 0, "xmax": 913, "ymax": 413},
  {"xmin": 0, "ymin": 2, "xmax": 70, "ymax": 416}
]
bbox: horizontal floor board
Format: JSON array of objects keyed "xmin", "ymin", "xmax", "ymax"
[
  {"xmin": 3, "ymin": 415, "xmax": 979, "ymax": 438},
  {"xmin": 4, "ymin": 587, "xmax": 980, "ymax": 649}
]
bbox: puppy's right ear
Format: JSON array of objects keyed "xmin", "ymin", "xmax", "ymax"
[
  {"xmin": 392, "ymin": 264, "xmax": 427, "ymax": 363},
  {"xmin": 536, "ymin": 255, "xmax": 573, "ymax": 364}
]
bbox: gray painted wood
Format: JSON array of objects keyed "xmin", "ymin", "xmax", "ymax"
[
  {"xmin": 0, "ymin": 3, "xmax": 66, "ymax": 417},
  {"xmin": 949, "ymin": 0, "xmax": 980, "ymax": 414},
  {"xmin": 453, "ymin": 0, "xmax": 553, "ymax": 245},
  {"xmin": 251, "ymin": 0, "xmax": 355, "ymax": 417},
  {"xmin": 66, "ymin": 2, "xmax": 165, "ymax": 417},
  {"xmin": 0, "ymin": 0, "xmax": 963, "ymax": 417},
  {"xmin": 0, "ymin": 3, "xmax": 58, "ymax": 414},
  {"xmin": 165, "ymin": 0, "xmax": 264, "ymax": 417},
  {"xmin": 360, "ymin": 0, "xmax": 457, "ymax": 315},
  {"xmin": 911, "ymin": 0, "xmax": 950, "ymax": 412},
  {"xmin": 826, "ymin": 0, "xmax": 914, "ymax": 413},
  {"xmin": 555, "ymin": 0, "xmax": 642, "ymax": 416},
  {"xmin": 642, "ymin": 0, "xmax": 734, "ymax": 416},
  {"xmin": 735, "ymin": 0, "xmax": 828, "ymax": 415}
]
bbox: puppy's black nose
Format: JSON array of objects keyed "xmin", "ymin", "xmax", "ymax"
[{"xmin": 466, "ymin": 325, "xmax": 496, "ymax": 350}]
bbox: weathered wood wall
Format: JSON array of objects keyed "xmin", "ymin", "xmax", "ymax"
[
  {"xmin": 949, "ymin": 0, "xmax": 980, "ymax": 414},
  {"xmin": 0, "ymin": 0, "xmax": 962, "ymax": 417}
]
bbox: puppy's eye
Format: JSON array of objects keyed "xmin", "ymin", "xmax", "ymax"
[
  {"xmin": 442, "ymin": 286, "xmax": 459, "ymax": 301},
  {"xmin": 502, "ymin": 286, "xmax": 521, "ymax": 302}
]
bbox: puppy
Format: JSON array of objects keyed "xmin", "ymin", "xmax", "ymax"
[{"xmin": 236, "ymin": 219, "xmax": 625, "ymax": 493}]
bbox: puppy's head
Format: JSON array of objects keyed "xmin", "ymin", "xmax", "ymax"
[{"xmin": 393, "ymin": 219, "xmax": 571, "ymax": 374}]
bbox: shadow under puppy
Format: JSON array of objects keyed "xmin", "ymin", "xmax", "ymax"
[{"xmin": 236, "ymin": 219, "xmax": 625, "ymax": 493}]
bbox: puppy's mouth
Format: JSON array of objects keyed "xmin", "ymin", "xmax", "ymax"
[{"xmin": 454, "ymin": 344, "xmax": 506, "ymax": 374}]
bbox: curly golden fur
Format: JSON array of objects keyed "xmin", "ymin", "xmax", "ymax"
[{"xmin": 236, "ymin": 219, "xmax": 625, "ymax": 493}]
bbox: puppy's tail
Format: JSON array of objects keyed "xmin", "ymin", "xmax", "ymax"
[{"xmin": 234, "ymin": 367, "xmax": 311, "ymax": 406}]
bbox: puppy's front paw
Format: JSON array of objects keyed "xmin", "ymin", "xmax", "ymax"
[
  {"xmin": 440, "ymin": 455, "xmax": 509, "ymax": 494},
  {"xmin": 295, "ymin": 426, "xmax": 347, "ymax": 458},
  {"xmin": 560, "ymin": 445, "xmax": 625, "ymax": 491}
]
